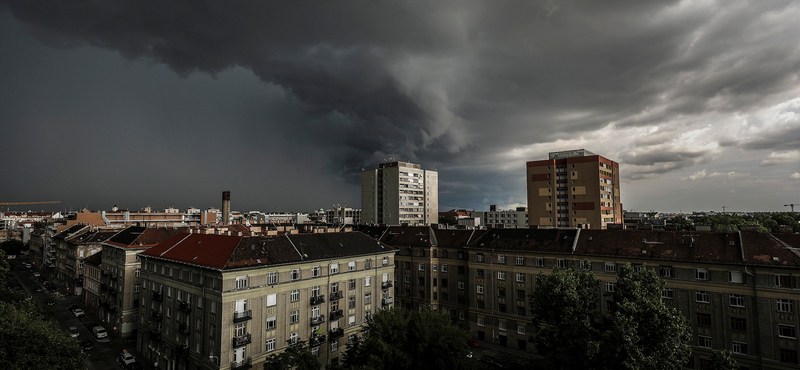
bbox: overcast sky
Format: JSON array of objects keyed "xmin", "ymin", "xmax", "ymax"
[{"xmin": 1, "ymin": 0, "xmax": 799, "ymax": 215}]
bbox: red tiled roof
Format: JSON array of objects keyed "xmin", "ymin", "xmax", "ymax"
[
  {"xmin": 141, "ymin": 234, "xmax": 243, "ymax": 270},
  {"xmin": 575, "ymin": 230, "xmax": 744, "ymax": 264}
]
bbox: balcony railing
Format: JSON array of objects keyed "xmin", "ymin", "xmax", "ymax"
[
  {"xmin": 232, "ymin": 333, "xmax": 252, "ymax": 348},
  {"xmin": 179, "ymin": 323, "xmax": 191, "ymax": 335},
  {"xmin": 233, "ymin": 310, "xmax": 252, "ymax": 323},
  {"xmin": 382, "ymin": 297, "xmax": 394, "ymax": 306},
  {"xmin": 178, "ymin": 301, "xmax": 191, "ymax": 313},
  {"xmin": 330, "ymin": 328, "xmax": 344, "ymax": 340},
  {"xmin": 310, "ymin": 316, "xmax": 326, "ymax": 325},
  {"xmin": 152, "ymin": 292, "xmax": 163, "ymax": 302},
  {"xmin": 382, "ymin": 281, "xmax": 393, "ymax": 289},
  {"xmin": 149, "ymin": 329, "xmax": 161, "ymax": 342},
  {"xmin": 310, "ymin": 294, "xmax": 326, "ymax": 305},
  {"xmin": 330, "ymin": 291, "xmax": 343, "ymax": 301},
  {"xmin": 329, "ymin": 310, "xmax": 343, "ymax": 321},
  {"xmin": 309, "ymin": 334, "xmax": 327, "ymax": 347},
  {"xmin": 151, "ymin": 311, "xmax": 163, "ymax": 321},
  {"xmin": 231, "ymin": 358, "xmax": 252, "ymax": 370}
]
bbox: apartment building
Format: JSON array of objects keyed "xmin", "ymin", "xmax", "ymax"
[
  {"xmin": 326, "ymin": 207, "xmax": 361, "ymax": 225},
  {"xmin": 52, "ymin": 224, "xmax": 116, "ymax": 295},
  {"xmin": 526, "ymin": 149, "xmax": 622, "ymax": 229},
  {"xmin": 359, "ymin": 225, "xmax": 800, "ymax": 369},
  {"xmin": 472, "ymin": 207, "xmax": 529, "ymax": 228},
  {"xmin": 136, "ymin": 230, "xmax": 396, "ymax": 370},
  {"xmin": 99, "ymin": 226, "xmax": 186, "ymax": 338},
  {"xmin": 83, "ymin": 251, "xmax": 103, "ymax": 314},
  {"xmin": 361, "ymin": 161, "xmax": 438, "ymax": 226}
]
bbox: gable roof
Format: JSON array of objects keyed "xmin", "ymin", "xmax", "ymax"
[
  {"xmin": 104, "ymin": 226, "xmax": 187, "ymax": 249},
  {"xmin": 468, "ymin": 228, "xmax": 578, "ymax": 254}
]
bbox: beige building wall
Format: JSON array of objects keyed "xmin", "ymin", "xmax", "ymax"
[{"xmin": 360, "ymin": 161, "xmax": 438, "ymax": 226}]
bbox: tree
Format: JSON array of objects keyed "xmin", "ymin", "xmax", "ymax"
[
  {"xmin": 529, "ymin": 261, "xmax": 692, "ymax": 370},
  {"xmin": 0, "ymin": 240, "xmax": 24, "ymax": 257},
  {"xmin": 341, "ymin": 306, "xmax": 474, "ymax": 370},
  {"xmin": 263, "ymin": 340, "xmax": 319, "ymax": 370},
  {"xmin": 438, "ymin": 215, "xmax": 458, "ymax": 226},
  {"xmin": 0, "ymin": 301, "xmax": 88, "ymax": 369},
  {"xmin": 603, "ymin": 263, "xmax": 692, "ymax": 370},
  {"xmin": 529, "ymin": 263, "xmax": 603, "ymax": 370},
  {"xmin": 701, "ymin": 350, "xmax": 739, "ymax": 370},
  {"xmin": 667, "ymin": 216, "xmax": 694, "ymax": 231}
]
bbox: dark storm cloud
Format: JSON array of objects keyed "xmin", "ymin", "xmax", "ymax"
[{"xmin": 3, "ymin": 0, "xmax": 800, "ymax": 212}]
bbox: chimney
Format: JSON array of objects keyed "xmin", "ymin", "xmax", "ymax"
[{"xmin": 222, "ymin": 191, "xmax": 231, "ymax": 226}]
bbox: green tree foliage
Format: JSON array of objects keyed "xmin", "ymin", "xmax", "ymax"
[
  {"xmin": 666, "ymin": 216, "xmax": 694, "ymax": 231},
  {"xmin": 604, "ymin": 264, "xmax": 692, "ymax": 370},
  {"xmin": 0, "ymin": 240, "xmax": 25, "ymax": 257},
  {"xmin": 341, "ymin": 306, "xmax": 474, "ymax": 370},
  {"xmin": 696, "ymin": 212, "xmax": 800, "ymax": 233},
  {"xmin": 439, "ymin": 215, "xmax": 458, "ymax": 226},
  {"xmin": 0, "ymin": 250, "xmax": 9, "ymax": 282},
  {"xmin": 529, "ymin": 261, "xmax": 691, "ymax": 370},
  {"xmin": 0, "ymin": 301, "xmax": 87, "ymax": 370},
  {"xmin": 702, "ymin": 349, "xmax": 739, "ymax": 370},
  {"xmin": 263, "ymin": 340, "xmax": 319, "ymax": 370}
]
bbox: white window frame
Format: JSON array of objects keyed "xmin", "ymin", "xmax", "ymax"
[
  {"xmin": 267, "ymin": 271, "xmax": 277, "ymax": 285},
  {"xmin": 696, "ymin": 291, "xmax": 710, "ymax": 303},
  {"xmin": 732, "ymin": 341, "xmax": 747, "ymax": 355},
  {"xmin": 365, "ymin": 276, "xmax": 371, "ymax": 287},
  {"xmin": 516, "ymin": 272, "xmax": 525, "ymax": 282},
  {"xmin": 290, "ymin": 332, "xmax": 299, "ymax": 344},
  {"xmin": 477, "ymin": 317, "xmax": 485, "ymax": 326},
  {"xmin": 476, "ymin": 285, "xmax": 484, "ymax": 294},
  {"xmin": 778, "ymin": 324, "xmax": 796, "ymax": 339},
  {"xmin": 364, "ymin": 294, "xmax": 371, "ymax": 305},
  {"xmin": 266, "ymin": 316, "xmax": 277, "ymax": 330},
  {"xmin": 729, "ymin": 294, "xmax": 745, "ymax": 307},
  {"xmin": 235, "ymin": 276, "xmax": 248, "ymax": 289},
  {"xmin": 535, "ymin": 257, "xmax": 545, "ymax": 267},
  {"xmin": 476, "ymin": 254, "xmax": 485, "ymax": 263},
  {"xmin": 497, "ymin": 271, "xmax": 506, "ymax": 280},
  {"xmin": 382, "ymin": 256, "xmax": 388, "ymax": 267},
  {"xmin": 331, "ymin": 340, "xmax": 338, "ymax": 352},
  {"xmin": 605, "ymin": 282, "xmax": 616, "ymax": 292},
  {"xmin": 517, "ymin": 325, "xmax": 526, "ymax": 335},
  {"xmin": 418, "ymin": 263, "xmax": 425, "ymax": 271},
  {"xmin": 290, "ymin": 310, "xmax": 299, "ymax": 324},
  {"xmin": 266, "ymin": 338, "xmax": 276, "ymax": 352},
  {"xmin": 604, "ymin": 262, "xmax": 616, "ymax": 273},
  {"xmin": 290, "ymin": 289, "xmax": 300, "ymax": 302},
  {"xmin": 330, "ymin": 263, "xmax": 339, "ymax": 274},
  {"xmin": 777, "ymin": 299, "xmax": 794, "ymax": 313},
  {"xmin": 458, "ymin": 281, "xmax": 465, "ymax": 289},
  {"xmin": 441, "ymin": 264, "xmax": 448, "ymax": 272},
  {"xmin": 698, "ymin": 336, "xmax": 712, "ymax": 349},
  {"xmin": 557, "ymin": 259, "xmax": 567, "ymax": 269},
  {"xmin": 291, "ymin": 269, "xmax": 300, "ymax": 281},
  {"xmin": 729, "ymin": 270, "xmax": 743, "ymax": 284},
  {"xmin": 662, "ymin": 287, "xmax": 673, "ymax": 299},
  {"xmin": 432, "ymin": 263, "xmax": 437, "ymax": 272},
  {"xmin": 516, "ymin": 256, "xmax": 524, "ymax": 266},
  {"xmin": 498, "ymin": 254, "xmax": 506, "ymax": 264},
  {"xmin": 695, "ymin": 268, "xmax": 709, "ymax": 280},
  {"xmin": 267, "ymin": 294, "xmax": 277, "ymax": 307},
  {"xmin": 348, "ymin": 261, "xmax": 356, "ymax": 271}
]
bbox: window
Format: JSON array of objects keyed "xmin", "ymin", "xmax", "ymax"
[
  {"xmin": 517, "ymin": 306, "xmax": 526, "ymax": 316},
  {"xmin": 266, "ymin": 316, "xmax": 276, "ymax": 330},
  {"xmin": 134, "ymin": 284, "xmax": 140, "ymax": 293},
  {"xmin": 235, "ymin": 276, "xmax": 248, "ymax": 289},
  {"xmin": 348, "ymin": 261, "xmax": 356, "ymax": 271},
  {"xmin": 330, "ymin": 263, "xmax": 339, "ymax": 274},
  {"xmin": 497, "ymin": 271, "xmax": 506, "ymax": 280},
  {"xmin": 331, "ymin": 340, "xmax": 338, "ymax": 352},
  {"xmin": 662, "ymin": 287, "xmax": 673, "ymax": 299},
  {"xmin": 518, "ymin": 325, "xmax": 526, "ymax": 335},
  {"xmin": 498, "ymin": 287, "xmax": 506, "ymax": 297},
  {"xmin": 404, "ymin": 275, "xmax": 411, "ymax": 283},
  {"xmin": 458, "ymin": 281, "xmax": 465, "ymax": 289},
  {"xmin": 476, "ymin": 269, "xmax": 484, "ymax": 278},
  {"xmin": 364, "ymin": 294, "xmax": 371, "ymax": 304},
  {"xmin": 776, "ymin": 274, "xmax": 795, "ymax": 288},
  {"xmin": 291, "ymin": 269, "xmax": 300, "ymax": 281},
  {"xmin": 348, "ymin": 315, "xmax": 356, "ymax": 326},
  {"xmin": 477, "ymin": 300, "xmax": 485, "ymax": 309},
  {"xmin": 349, "ymin": 296, "xmax": 356, "ymax": 309},
  {"xmin": 476, "ymin": 254, "xmax": 485, "ymax": 262},
  {"xmin": 516, "ymin": 256, "xmax": 525, "ymax": 266},
  {"xmin": 660, "ymin": 266, "xmax": 673, "ymax": 278},
  {"xmin": 729, "ymin": 270, "xmax": 743, "ymax": 283},
  {"xmin": 348, "ymin": 279, "xmax": 356, "ymax": 290},
  {"xmin": 477, "ymin": 285, "xmax": 484, "ymax": 294},
  {"xmin": 365, "ymin": 276, "xmax": 371, "ymax": 287},
  {"xmin": 604, "ymin": 262, "xmax": 616, "ymax": 273},
  {"xmin": 729, "ymin": 294, "xmax": 745, "ymax": 307},
  {"xmin": 290, "ymin": 332, "xmax": 299, "ymax": 344},
  {"xmin": 382, "ymin": 256, "xmax": 388, "ymax": 267},
  {"xmin": 780, "ymin": 348, "xmax": 798, "ymax": 364},
  {"xmin": 498, "ymin": 255, "xmax": 506, "ymax": 264},
  {"xmin": 605, "ymin": 282, "xmax": 616, "ymax": 292},
  {"xmin": 477, "ymin": 317, "xmax": 485, "ymax": 326},
  {"xmin": 779, "ymin": 324, "xmax": 796, "ymax": 338},
  {"xmin": 311, "ymin": 346, "xmax": 319, "ymax": 357},
  {"xmin": 432, "ymin": 263, "xmax": 438, "ymax": 272},
  {"xmin": 557, "ymin": 259, "xmax": 567, "ymax": 269},
  {"xmin": 441, "ymin": 264, "xmax": 448, "ymax": 272},
  {"xmin": 348, "ymin": 334, "xmax": 357, "ymax": 345},
  {"xmin": 516, "ymin": 273, "xmax": 525, "ymax": 282},
  {"xmin": 365, "ymin": 259, "xmax": 372, "ymax": 269},
  {"xmin": 290, "ymin": 310, "xmax": 299, "ymax": 324},
  {"xmin": 266, "ymin": 338, "xmax": 276, "ymax": 352},
  {"xmin": 418, "ymin": 263, "xmax": 425, "ymax": 271},
  {"xmin": 536, "ymin": 257, "xmax": 545, "ymax": 267},
  {"xmin": 697, "ymin": 313, "xmax": 711, "ymax": 326},
  {"xmin": 291, "ymin": 289, "xmax": 300, "ymax": 302},
  {"xmin": 458, "ymin": 266, "xmax": 465, "ymax": 274},
  {"xmin": 267, "ymin": 294, "xmax": 277, "ymax": 307},
  {"xmin": 267, "ymin": 272, "xmax": 277, "ymax": 285},
  {"xmin": 312, "ymin": 266, "xmax": 321, "ymax": 277},
  {"xmin": 695, "ymin": 268, "xmax": 709, "ymax": 280},
  {"xmin": 696, "ymin": 291, "xmax": 710, "ymax": 303},
  {"xmin": 731, "ymin": 317, "xmax": 747, "ymax": 331},
  {"xmin": 499, "ymin": 321, "xmax": 506, "ymax": 331},
  {"xmin": 134, "ymin": 269, "xmax": 140, "ymax": 277},
  {"xmin": 732, "ymin": 341, "xmax": 747, "ymax": 355},
  {"xmin": 777, "ymin": 299, "xmax": 794, "ymax": 313},
  {"xmin": 698, "ymin": 336, "xmax": 712, "ymax": 349},
  {"xmin": 442, "ymin": 278, "xmax": 448, "ymax": 287},
  {"xmin": 433, "ymin": 278, "xmax": 438, "ymax": 287}
]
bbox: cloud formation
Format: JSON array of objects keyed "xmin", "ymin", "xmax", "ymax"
[{"xmin": 760, "ymin": 150, "xmax": 800, "ymax": 166}]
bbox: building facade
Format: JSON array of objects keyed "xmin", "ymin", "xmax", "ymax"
[
  {"xmin": 136, "ymin": 230, "xmax": 396, "ymax": 370},
  {"xmin": 472, "ymin": 207, "xmax": 529, "ymax": 228},
  {"xmin": 326, "ymin": 207, "xmax": 361, "ymax": 226},
  {"xmin": 361, "ymin": 161, "xmax": 438, "ymax": 226},
  {"xmin": 526, "ymin": 149, "xmax": 622, "ymax": 229}
]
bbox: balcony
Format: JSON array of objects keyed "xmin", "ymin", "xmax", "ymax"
[
  {"xmin": 151, "ymin": 311, "xmax": 163, "ymax": 321},
  {"xmin": 178, "ymin": 301, "xmax": 191, "ymax": 313},
  {"xmin": 102, "ymin": 270, "xmax": 109, "ymax": 276},
  {"xmin": 330, "ymin": 291, "xmax": 343, "ymax": 301},
  {"xmin": 179, "ymin": 323, "xmax": 191, "ymax": 336},
  {"xmin": 310, "ymin": 294, "xmax": 326, "ymax": 305},
  {"xmin": 330, "ymin": 328, "xmax": 344, "ymax": 340},
  {"xmin": 310, "ymin": 316, "xmax": 326, "ymax": 326},
  {"xmin": 233, "ymin": 310, "xmax": 252, "ymax": 323},
  {"xmin": 231, "ymin": 358, "xmax": 252, "ymax": 370},
  {"xmin": 382, "ymin": 297, "xmax": 394, "ymax": 306},
  {"xmin": 329, "ymin": 309, "xmax": 343, "ymax": 321},
  {"xmin": 152, "ymin": 292, "xmax": 163, "ymax": 302},
  {"xmin": 149, "ymin": 329, "xmax": 161, "ymax": 342},
  {"xmin": 382, "ymin": 281, "xmax": 393, "ymax": 289},
  {"xmin": 176, "ymin": 344, "xmax": 189, "ymax": 358},
  {"xmin": 109, "ymin": 273, "xmax": 118, "ymax": 281},
  {"xmin": 309, "ymin": 334, "xmax": 327, "ymax": 347},
  {"xmin": 232, "ymin": 333, "xmax": 252, "ymax": 347}
]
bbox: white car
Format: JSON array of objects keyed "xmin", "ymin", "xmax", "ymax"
[
  {"xmin": 92, "ymin": 326, "xmax": 108, "ymax": 339},
  {"xmin": 70, "ymin": 307, "xmax": 86, "ymax": 318},
  {"xmin": 118, "ymin": 352, "xmax": 135, "ymax": 366},
  {"xmin": 68, "ymin": 326, "xmax": 80, "ymax": 338}
]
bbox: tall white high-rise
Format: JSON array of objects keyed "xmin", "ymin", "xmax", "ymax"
[{"xmin": 361, "ymin": 161, "xmax": 438, "ymax": 225}]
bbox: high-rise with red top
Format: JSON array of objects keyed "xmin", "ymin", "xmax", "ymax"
[{"xmin": 526, "ymin": 149, "xmax": 622, "ymax": 229}]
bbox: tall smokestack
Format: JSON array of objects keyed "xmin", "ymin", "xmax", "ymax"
[{"xmin": 222, "ymin": 191, "xmax": 231, "ymax": 226}]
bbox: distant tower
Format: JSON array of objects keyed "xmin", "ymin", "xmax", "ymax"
[
  {"xmin": 222, "ymin": 191, "xmax": 231, "ymax": 225},
  {"xmin": 361, "ymin": 161, "xmax": 438, "ymax": 226}
]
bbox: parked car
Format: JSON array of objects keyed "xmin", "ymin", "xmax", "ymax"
[
  {"xmin": 70, "ymin": 307, "xmax": 85, "ymax": 318},
  {"xmin": 92, "ymin": 326, "xmax": 108, "ymax": 339},
  {"xmin": 81, "ymin": 340, "xmax": 93, "ymax": 351},
  {"xmin": 32, "ymin": 271, "xmax": 40, "ymax": 277},
  {"xmin": 45, "ymin": 299, "xmax": 56, "ymax": 306},
  {"xmin": 118, "ymin": 352, "xmax": 135, "ymax": 366},
  {"xmin": 68, "ymin": 326, "xmax": 80, "ymax": 338},
  {"xmin": 35, "ymin": 286, "xmax": 43, "ymax": 292},
  {"xmin": 467, "ymin": 339, "xmax": 479, "ymax": 347}
]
